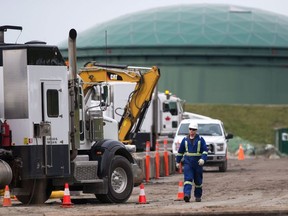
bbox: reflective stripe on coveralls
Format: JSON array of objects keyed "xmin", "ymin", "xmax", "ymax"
[
  {"xmin": 177, "ymin": 142, "xmax": 208, "ymax": 157},
  {"xmin": 185, "ymin": 140, "xmax": 201, "ymax": 156},
  {"xmin": 183, "ymin": 181, "xmax": 202, "ymax": 188}
]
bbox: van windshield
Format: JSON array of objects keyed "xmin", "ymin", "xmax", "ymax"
[{"xmin": 178, "ymin": 123, "xmax": 222, "ymax": 136}]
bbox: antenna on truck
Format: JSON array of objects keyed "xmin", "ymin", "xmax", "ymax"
[
  {"xmin": 0, "ymin": 25, "xmax": 23, "ymax": 44},
  {"xmin": 105, "ymin": 30, "xmax": 108, "ymax": 67}
]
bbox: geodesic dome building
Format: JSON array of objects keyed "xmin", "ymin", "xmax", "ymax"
[{"xmin": 60, "ymin": 4, "xmax": 288, "ymax": 104}]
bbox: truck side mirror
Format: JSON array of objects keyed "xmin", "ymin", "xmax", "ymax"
[{"xmin": 226, "ymin": 133, "xmax": 233, "ymax": 139}]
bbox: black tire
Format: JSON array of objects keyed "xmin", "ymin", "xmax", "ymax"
[
  {"xmin": 219, "ymin": 159, "xmax": 227, "ymax": 172},
  {"xmin": 16, "ymin": 179, "xmax": 52, "ymax": 205},
  {"xmin": 96, "ymin": 155, "xmax": 133, "ymax": 203}
]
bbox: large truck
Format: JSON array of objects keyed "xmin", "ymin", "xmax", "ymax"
[
  {"xmin": 0, "ymin": 26, "xmax": 159, "ymax": 205},
  {"xmin": 77, "ymin": 64, "xmax": 183, "ymax": 151}
]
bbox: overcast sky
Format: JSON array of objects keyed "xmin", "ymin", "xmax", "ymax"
[{"xmin": 1, "ymin": 0, "xmax": 288, "ymax": 45}]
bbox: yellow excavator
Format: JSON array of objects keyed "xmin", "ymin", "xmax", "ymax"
[{"xmin": 78, "ymin": 61, "xmax": 160, "ymax": 145}]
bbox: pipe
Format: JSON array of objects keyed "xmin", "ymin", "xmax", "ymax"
[
  {"xmin": 0, "ymin": 159, "xmax": 12, "ymax": 188},
  {"xmin": 68, "ymin": 29, "xmax": 80, "ymax": 160},
  {"xmin": 68, "ymin": 29, "xmax": 77, "ymax": 80}
]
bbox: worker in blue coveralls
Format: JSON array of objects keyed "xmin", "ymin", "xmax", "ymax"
[{"xmin": 176, "ymin": 121, "xmax": 208, "ymax": 202}]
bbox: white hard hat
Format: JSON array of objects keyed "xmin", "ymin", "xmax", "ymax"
[{"xmin": 188, "ymin": 122, "xmax": 198, "ymax": 130}]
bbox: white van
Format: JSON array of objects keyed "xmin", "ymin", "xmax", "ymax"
[{"xmin": 172, "ymin": 118, "xmax": 233, "ymax": 172}]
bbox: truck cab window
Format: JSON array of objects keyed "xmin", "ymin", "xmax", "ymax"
[
  {"xmin": 163, "ymin": 103, "xmax": 170, "ymax": 112},
  {"xmin": 163, "ymin": 101, "xmax": 178, "ymax": 115},
  {"xmin": 47, "ymin": 89, "xmax": 59, "ymax": 117}
]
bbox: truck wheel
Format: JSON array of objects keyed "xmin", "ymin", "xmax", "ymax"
[
  {"xmin": 96, "ymin": 155, "xmax": 133, "ymax": 203},
  {"xmin": 219, "ymin": 159, "xmax": 227, "ymax": 172},
  {"xmin": 16, "ymin": 179, "xmax": 52, "ymax": 205}
]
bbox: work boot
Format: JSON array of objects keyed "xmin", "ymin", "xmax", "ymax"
[
  {"xmin": 184, "ymin": 194, "xmax": 190, "ymax": 202},
  {"xmin": 195, "ymin": 197, "xmax": 201, "ymax": 202}
]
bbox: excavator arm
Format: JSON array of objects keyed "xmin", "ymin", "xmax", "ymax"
[{"xmin": 79, "ymin": 61, "xmax": 160, "ymax": 144}]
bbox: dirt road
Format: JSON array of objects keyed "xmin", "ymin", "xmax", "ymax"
[{"xmin": 1, "ymin": 156, "xmax": 288, "ymax": 216}]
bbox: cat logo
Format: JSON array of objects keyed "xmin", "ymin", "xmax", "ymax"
[
  {"xmin": 107, "ymin": 72, "xmax": 123, "ymax": 80},
  {"xmin": 110, "ymin": 74, "xmax": 118, "ymax": 80}
]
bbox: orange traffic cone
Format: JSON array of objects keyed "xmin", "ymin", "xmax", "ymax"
[
  {"xmin": 61, "ymin": 183, "xmax": 73, "ymax": 208},
  {"xmin": 238, "ymin": 144, "xmax": 245, "ymax": 160},
  {"xmin": 175, "ymin": 181, "xmax": 184, "ymax": 201},
  {"xmin": 137, "ymin": 183, "xmax": 148, "ymax": 204},
  {"xmin": 2, "ymin": 185, "xmax": 12, "ymax": 207}
]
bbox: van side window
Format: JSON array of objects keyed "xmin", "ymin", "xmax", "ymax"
[{"xmin": 46, "ymin": 89, "xmax": 59, "ymax": 117}]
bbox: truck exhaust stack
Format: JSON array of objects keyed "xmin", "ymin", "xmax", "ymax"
[
  {"xmin": 68, "ymin": 29, "xmax": 77, "ymax": 80},
  {"xmin": 68, "ymin": 28, "xmax": 80, "ymax": 160}
]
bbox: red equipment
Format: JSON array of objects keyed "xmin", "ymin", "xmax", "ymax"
[{"xmin": 1, "ymin": 120, "xmax": 11, "ymax": 147}]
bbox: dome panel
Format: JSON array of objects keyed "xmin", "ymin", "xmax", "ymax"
[
  {"xmin": 156, "ymin": 21, "xmax": 178, "ymax": 34},
  {"xmin": 132, "ymin": 32, "xmax": 159, "ymax": 45},
  {"xmin": 61, "ymin": 4, "xmax": 288, "ymax": 48},
  {"xmin": 132, "ymin": 21, "xmax": 155, "ymax": 32}
]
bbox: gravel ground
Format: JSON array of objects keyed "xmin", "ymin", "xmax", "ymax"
[{"xmin": 1, "ymin": 156, "xmax": 288, "ymax": 216}]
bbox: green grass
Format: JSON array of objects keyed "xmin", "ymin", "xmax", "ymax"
[{"xmin": 184, "ymin": 104, "xmax": 288, "ymax": 149}]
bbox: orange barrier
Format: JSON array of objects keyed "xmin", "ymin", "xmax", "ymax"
[
  {"xmin": 238, "ymin": 144, "xmax": 245, "ymax": 160},
  {"xmin": 145, "ymin": 141, "xmax": 150, "ymax": 182},
  {"xmin": 138, "ymin": 183, "xmax": 148, "ymax": 204},
  {"xmin": 61, "ymin": 183, "xmax": 73, "ymax": 208},
  {"xmin": 2, "ymin": 185, "xmax": 12, "ymax": 207},
  {"xmin": 163, "ymin": 139, "xmax": 169, "ymax": 176},
  {"xmin": 175, "ymin": 181, "xmax": 184, "ymax": 201},
  {"xmin": 155, "ymin": 141, "xmax": 160, "ymax": 179}
]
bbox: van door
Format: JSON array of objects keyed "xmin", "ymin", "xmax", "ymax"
[{"xmin": 41, "ymin": 80, "xmax": 69, "ymax": 176}]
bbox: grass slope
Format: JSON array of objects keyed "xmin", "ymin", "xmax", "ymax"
[{"xmin": 184, "ymin": 104, "xmax": 288, "ymax": 148}]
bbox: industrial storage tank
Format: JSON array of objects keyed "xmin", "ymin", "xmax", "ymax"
[{"xmin": 59, "ymin": 4, "xmax": 288, "ymax": 104}]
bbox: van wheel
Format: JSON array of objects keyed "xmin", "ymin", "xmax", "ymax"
[
  {"xmin": 219, "ymin": 159, "xmax": 227, "ymax": 172},
  {"xmin": 96, "ymin": 155, "xmax": 133, "ymax": 203}
]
